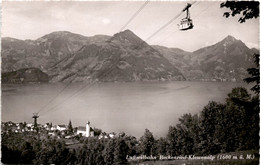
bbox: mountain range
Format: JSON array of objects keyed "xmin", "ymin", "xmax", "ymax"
[{"xmin": 2, "ymin": 30, "xmax": 258, "ymax": 83}]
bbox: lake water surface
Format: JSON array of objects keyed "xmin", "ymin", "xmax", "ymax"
[{"xmin": 2, "ymin": 81, "xmax": 249, "ymax": 138}]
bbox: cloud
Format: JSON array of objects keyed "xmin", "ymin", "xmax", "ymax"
[
  {"xmin": 51, "ymin": 11, "xmax": 66, "ymax": 21},
  {"xmin": 102, "ymin": 18, "xmax": 111, "ymax": 25}
]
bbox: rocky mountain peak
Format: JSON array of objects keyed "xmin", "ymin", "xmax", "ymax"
[
  {"xmin": 2, "ymin": 30, "xmax": 257, "ymax": 83},
  {"xmin": 36, "ymin": 31, "xmax": 87, "ymax": 43},
  {"xmin": 220, "ymin": 35, "xmax": 238, "ymax": 46},
  {"xmin": 42, "ymin": 31, "xmax": 72, "ymax": 38},
  {"xmin": 224, "ymin": 35, "xmax": 236, "ymax": 41},
  {"xmin": 110, "ymin": 29, "xmax": 145, "ymax": 46}
]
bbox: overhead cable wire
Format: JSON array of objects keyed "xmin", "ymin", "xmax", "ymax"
[
  {"xmin": 160, "ymin": 1, "xmax": 215, "ymax": 43},
  {"xmin": 40, "ymin": 44, "xmax": 141, "ymax": 115},
  {"xmin": 145, "ymin": 1, "xmax": 197, "ymax": 42},
  {"xmin": 38, "ymin": 2, "xmax": 151, "ymax": 114},
  {"xmin": 41, "ymin": 38, "xmax": 154, "ymax": 115},
  {"xmin": 37, "ymin": 46, "xmax": 100, "ymax": 114},
  {"xmin": 40, "ymin": 1, "xmax": 197, "ymax": 116},
  {"xmin": 37, "ymin": 83, "xmax": 71, "ymax": 113},
  {"xmin": 192, "ymin": 1, "xmax": 217, "ymax": 20},
  {"xmin": 144, "ymin": 2, "xmax": 200, "ymax": 44},
  {"xmin": 119, "ymin": 0, "xmax": 150, "ymax": 31}
]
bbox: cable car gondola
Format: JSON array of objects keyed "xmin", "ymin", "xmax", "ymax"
[{"xmin": 178, "ymin": 3, "xmax": 193, "ymax": 31}]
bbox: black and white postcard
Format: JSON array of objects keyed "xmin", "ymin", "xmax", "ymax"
[{"xmin": 1, "ymin": 1, "xmax": 259, "ymax": 164}]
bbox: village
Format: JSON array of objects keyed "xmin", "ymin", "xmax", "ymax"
[{"xmin": 1, "ymin": 120, "xmax": 117, "ymax": 142}]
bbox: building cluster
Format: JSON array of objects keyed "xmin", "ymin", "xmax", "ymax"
[
  {"xmin": 1, "ymin": 121, "xmax": 116, "ymax": 139},
  {"xmin": 1, "ymin": 121, "xmax": 34, "ymax": 133}
]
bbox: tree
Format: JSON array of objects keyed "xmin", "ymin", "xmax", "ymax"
[
  {"xmin": 176, "ymin": 113, "xmax": 200, "ymax": 155},
  {"xmin": 166, "ymin": 126, "xmax": 179, "ymax": 156},
  {"xmin": 49, "ymin": 122, "xmax": 53, "ymax": 131},
  {"xmin": 20, "ymin": 141, "xmax": 35, "ymax": 164},
  {"xmin": 244, "ymin": 53, "xmax": 259, "ymax": 95},
  {"xmin": 67, "ymin": 120, "xmax": 73, "ymax": 134},
  {"xmin": 93, "ymin": 127, "xmax": 102, "ymax": 136},
  {"xmin": 226, "ymin": 87, "xmax": 251, "ymax": 105},
  {"xmin": 124, "ymin": 135, "xmax": 138, "ymax": 156},
  {"xmin": 34, "ymin": 139, "xmax": 70, "ymax": 164},
  {"xmin": 156, "ymin": 137, "xmax": 167, "ymax": 155},
  {"xmin": 81, "ymin": 138, "xmax": 105, "ymax": 165},
  {"xmin": 246, "ymin": 96, "xmax": 259, "ymax": 150},
  {"xmin": 166, "ymin": 113, "xmax": 201, "ymax": 156},
  {"xmin": 139, "ymin": 129, "xmax": 155, "ymax": 156},
  {"xmin": 113, "ymin": 138, "xmax": 129, "ymax": 164},
  {"xmin": 1, "ymin": 145, "xmax": 21, "ymax": 164},
  {"xmin": 225, "ymin": 87, "xmax": 258, "ymax": 151},
  {"xmin": 220, "ymin": 1, "xmax": 259, "ymax": 23},
  {"xmin": 213, "ymin": 87, "xmax": 258, "ymax": 152},
  {"xmin": 198, "ymin": 101, "xmax": 225, "ymax": 155},
  {"xmin": 103, "ymin": 139, "xmax": 116, "ymax": 165}
]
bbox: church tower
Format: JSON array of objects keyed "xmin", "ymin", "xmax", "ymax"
[{"xmin": 86, "ymin": 121, "xmax": 90, "ymax": 137}]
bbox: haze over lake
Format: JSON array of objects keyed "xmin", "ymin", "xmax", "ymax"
[{"xmin": 2, "ymin": 81, "xmax": 249, "ymax": 138}]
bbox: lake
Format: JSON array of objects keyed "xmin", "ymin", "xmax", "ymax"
[{"xmin": 1, "ymin": 81, "xmax": 250, "ymax": 138}]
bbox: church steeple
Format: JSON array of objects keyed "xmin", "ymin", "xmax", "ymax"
[{"xmin": 86, "ymin": 121, "xmax": 90, "ymax": 137}]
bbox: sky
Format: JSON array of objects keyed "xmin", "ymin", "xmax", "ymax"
[{"xmin": 2, "ymin": 1, "xmax": 259, "ymax": 51}]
